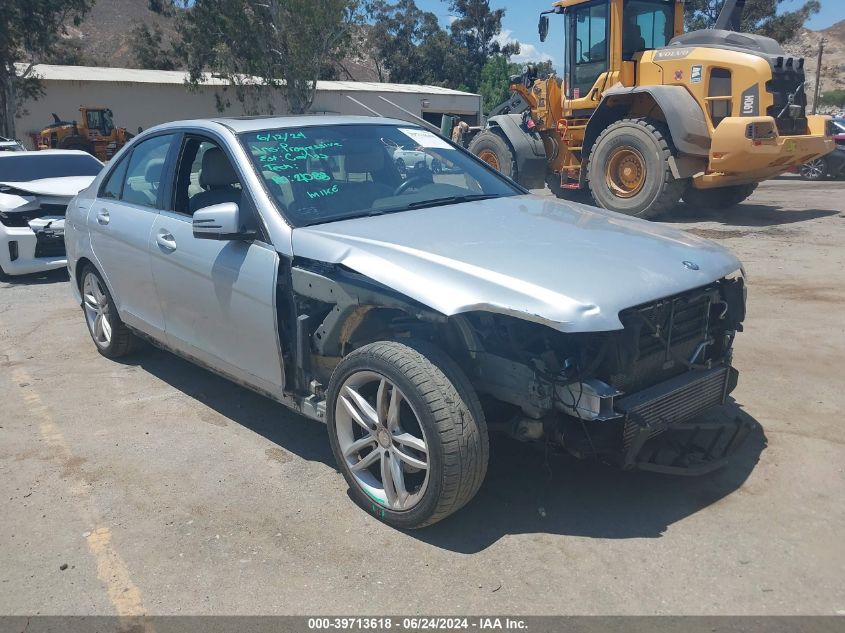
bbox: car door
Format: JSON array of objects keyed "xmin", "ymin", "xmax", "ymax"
[
  {"xmin": 149, "ymin": 133, "xmax": 284, "ymax": 394},
  {"xmin": 89, "ymin": 133, "xmax": 176, "ymax": 339}
]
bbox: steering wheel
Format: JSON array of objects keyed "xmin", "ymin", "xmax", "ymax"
[{"xmin": 394, "ymin": 176, "xmax": 430, "ymax": 196}]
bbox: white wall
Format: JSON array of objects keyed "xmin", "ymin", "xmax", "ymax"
[{"xmin": 16, "ymin": 80, "xmax": 481, "ymax": 148}]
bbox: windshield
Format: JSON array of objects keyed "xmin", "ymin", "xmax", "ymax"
[
  {"xmin": 0, "ymin": 154, "xmax": 102, "ymax": 182},
  {"xmin": 240, "ymin": 124, "xmax": 522, "ymax": 227},
  {"xmin": 623, "ymin": 0, "xmax": 675, "ymax": 59}
]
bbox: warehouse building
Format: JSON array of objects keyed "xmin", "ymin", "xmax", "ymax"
[{"xmin": 15, "ymin": 64, "xmax": 482, "ymax": 148}]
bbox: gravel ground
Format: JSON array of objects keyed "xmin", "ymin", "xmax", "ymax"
[{"xmin": 0, "ymin": 177, "xmax": 843, "ymax": 616}]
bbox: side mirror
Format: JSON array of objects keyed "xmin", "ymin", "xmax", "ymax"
[
  {"xmin": 192, "ymin": 202, "xmax": 254, "ymax": 241},
  {"xmin": 539, "ymin": 15, "xmax": 549, "ymax": 42}
]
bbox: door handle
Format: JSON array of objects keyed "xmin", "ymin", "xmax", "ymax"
[
  {"xmin": 156, "ymin": 229, "xmax": 177, "ymax": 251},
  {"xmin": 96, "ymin": 209, "xmax": 110, "ymax": 225}
]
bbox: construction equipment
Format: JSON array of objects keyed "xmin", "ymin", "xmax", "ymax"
[
  {"xmin": 39, "ymin": 107, "xmax": 134, "ymax": 162},
  {"xmin": 467, "ymin": 0, "xmax": 835, "ymax": 217}
]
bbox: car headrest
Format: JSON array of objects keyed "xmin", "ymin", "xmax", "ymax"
[
  {"xmin": 200, "ymin": 147, "xmax": 239, "ymax": 188},
  {"xmin": 345, "ymin": 145, "xmax": 386, "ymax": 174},
  {"xmin": 145, "ymin": 158, "xmax": 165, "ymax": 185}
]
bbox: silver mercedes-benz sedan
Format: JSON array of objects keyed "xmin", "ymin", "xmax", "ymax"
[{"xmin": 65, "ymin": 116, "xmax": 750, "ymax": 528}]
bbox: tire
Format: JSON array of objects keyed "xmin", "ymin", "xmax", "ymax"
[
  {"xmin": 327, "ymin": 340, "xmax": 488, "ymax": 529},
  {"xmin": 799, "ymin": 157, "xmax": 827, "ymax": 181},
  {"xmin": 468, "ymin": 130, "xmax": 515, "ymax": 179},
  {"xmin": 587, "ymin": 118, "xmax": 686, "ymax": 219},
  {"xmin": 79, "ymin": 265, "xmax": 140, "ymax": 358},
  {"xmin": 682, "ymin": 183, "xmax": 758, "ymax": 210}
]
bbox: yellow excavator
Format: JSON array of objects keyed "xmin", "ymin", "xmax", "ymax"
[{"xmin": 467, "ymin": 0, "xmax": 835, "ymax": 217}]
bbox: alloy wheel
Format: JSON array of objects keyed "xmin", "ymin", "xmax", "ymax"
[
  {"xmin": 334, "ymin": 370, "xmax": 429, "ymax": 511},
  {"xmin": 82, "ymin": 272, "xmax": 112, "ymax": 347},
  {"xmin": 800, "ymin": 158, "xmax": 825, "ymax": 180}
]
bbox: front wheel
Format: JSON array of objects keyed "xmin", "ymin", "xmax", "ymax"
[
  {"xmin": 468, "ymin": 130, "xmax": 515, "ymax": 179},
  {"xmin": 587, "ymin": 118, "xmax": 686, "ymax": 219},
  {"xmin": 800, "ymin": 157, "xmax": 827, "ymax": 181},
  {"xmin": 327, "ymin": 340, "xmax": 488, "ymax": 529}
]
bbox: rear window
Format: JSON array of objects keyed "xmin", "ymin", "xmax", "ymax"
[{"xmin": 0, "ymin": 154, "xmax": 103, "ymax": 182}]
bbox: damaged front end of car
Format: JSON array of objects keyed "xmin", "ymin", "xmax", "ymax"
[
  {"xmin": 284, "ymin": 255, "xmax": 752, "ymax": 476},
  {"xmin": 449, "ymin": 271, "xmax": 752, "ymax": 475}
]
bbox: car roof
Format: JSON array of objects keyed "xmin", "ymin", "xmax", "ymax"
[
  {"xmin": 0, "ymin": 149, "xmax": 96, "ymax": 158},
  {"xmin": 145, "ymin": 115, "xmax": 421, "ymax": 135}
]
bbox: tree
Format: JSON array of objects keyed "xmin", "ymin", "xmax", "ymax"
[
  {"xmin": 177, "ymin": 0, "xmax": 360, "ymax": 115},
  {"xmin": 819, "ymin": 90, "xmax": 845, "ymax": 109},
  {"xmin": 130, "ymin": 23, "xmax": 178, "ymax": 71},
  {"xmin": 684, "ymin": 0, "xmax": 820, "ymax": 43},
  {"xmin": 479, "ymin": 55, "xmax": 519, "ymax": 113},
  {"xmin": 448, "ymin": 0, "xmax": 518, "ymax": 90},
  {"xmin": 0, "ymin": 0, "xmax": 94, "ymax": 138},
  {"xmin": 366, "ymin": 0, "xmax": 435, "ymax": 84}
]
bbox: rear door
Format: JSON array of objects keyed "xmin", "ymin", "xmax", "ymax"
[
  {"xmin": 149, "ymin": 133, "xmax": 284, "ymax": 394},
  {"xmin": 89, "ymin": 133, "xmax": 176, "ymax": 338}
]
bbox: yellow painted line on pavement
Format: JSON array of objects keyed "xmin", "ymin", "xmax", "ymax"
[{"xmin": 5, "ymin": 342, "xmax": 148, "ymax": 619}]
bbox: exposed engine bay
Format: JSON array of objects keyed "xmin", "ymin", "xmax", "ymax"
[{"xmin": 285, "ymin": 260, "xmax": 750, "ymax": 476}]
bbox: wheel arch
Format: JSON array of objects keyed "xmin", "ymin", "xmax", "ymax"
[
  {"xmin": 483, "ymin": 114, "xmax": 548, "ymax": 189},
  {"xmin": 583, "ymin": 85, "xmax": 711, "ymax": 182},
  {"xmin": 75, "ymin": 257, "xmax": 122, "ymax": 313}
]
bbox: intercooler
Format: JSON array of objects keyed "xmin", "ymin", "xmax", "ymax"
[{"xmin": 617, "ymin": 365, "xmax": 730, "ymax": 450}]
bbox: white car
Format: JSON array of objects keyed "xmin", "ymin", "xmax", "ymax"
[
  {"xmin": 387, "ymin": 140, "xmax": 442, "ymax": 174},
  {"xmin": 0, "ymin": 150, "xmax": 103, "ymax": 279},
  {"xmin": 0, "ymin": 137, "xmax": 26, "ymax": 152}
]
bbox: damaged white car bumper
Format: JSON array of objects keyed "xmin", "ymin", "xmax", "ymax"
[{"xmin": 0, "ymin": 216, "xmax": 67, "ymax": 276}]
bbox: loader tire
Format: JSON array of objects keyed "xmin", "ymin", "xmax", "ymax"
[
  {"xmin": 469, "ymin": 130, "xmax": 516, "ymax": 179},
  {"xmin": 682, "ymin": 184, "xmax": 758, "ymax": 210},
  {"xmin": 587, "ymin": 118, "xmax": 687, "ymax": 219}
]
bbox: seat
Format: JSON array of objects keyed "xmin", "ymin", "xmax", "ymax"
[
  {"xmin": 189, "ymin": 147, "xmax": 242, "ymax": 214},
  {"xmin": 340, "ymin": 146, "xmax": 393, "ymax": 207},
  {"xmin": 623, "ymin": 21, "xmax": 647, "ymax": 59},
  {"xmin": 124, "ymin": 157, "xmax": 164, "ymax": 206}
]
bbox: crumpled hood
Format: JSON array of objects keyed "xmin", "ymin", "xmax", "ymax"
[
  {"xmin": 291, "ymin": 195, "xmax": 742, "ymax": 332},
  {"xmin": 0, "ymin": 176, "xmax": 95, "ymax": 213}
]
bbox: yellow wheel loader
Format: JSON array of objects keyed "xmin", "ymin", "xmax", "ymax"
[
  {"xmin": 468, "ymin": 0, "xmax": 835, "ymax": 217},
  {"xmin": 39, "ymin": 107, "xmax": 135, "ymax": 162}
]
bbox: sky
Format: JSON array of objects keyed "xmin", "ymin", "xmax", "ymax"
[{"xmin": 414, "ymin": 0, "xmax": 844, "ymax": 70}]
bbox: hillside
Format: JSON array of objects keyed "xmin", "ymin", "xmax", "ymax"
[
  {"xmin": 784, "ymin": 20, "xmax": 845, "ymax": 112},
  {"xmin": 63, "ymin": 0, "xmax": 179, "ymax": 68}
]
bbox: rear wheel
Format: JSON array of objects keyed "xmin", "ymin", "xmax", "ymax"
[
  {"xmin": 587, "ymin": 118, "xmax": 686, "ymax": 219},
  {"xmin": 682, "ymin": 183, "xmax": 758, "ymax": 210},
  {"xmin": 80, "ymin": 265, "xmax": 140, "ymax": 358},
  {"xmin": 799, "ymin": 157, "xmax": 827, "ymax": 181},
  {"xmin": 327, "ymin": 340, "xmax": 488, "ymax": 529},
  {"xmin": 468, "ymin": 130, "xmax": 515, "ymax": 179}
]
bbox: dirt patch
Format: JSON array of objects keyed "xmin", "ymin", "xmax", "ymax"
[
  {"xmin": 686, "ymin": 228, "xmax": 754, "ymax": 239},
  {"xmin": 265, "ymin": 447, "xmax": 292, "ymax": 465},
  {"xmin": 753, "ymin": 280, "xmax": 845, "ymax": 305}
]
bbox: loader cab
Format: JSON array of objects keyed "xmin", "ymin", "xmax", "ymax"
[
  {"xmin": 551, "ymin": 0, "xmax": 683, "ymax": 103},
  {"xmin": 83, "ymin": 108, "xmax": 115, "ymax": 137}
]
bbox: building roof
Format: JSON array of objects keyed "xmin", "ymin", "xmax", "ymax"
[{"xmin": 24, "ymin": 64, "xmax": 478, "ymax": 97}]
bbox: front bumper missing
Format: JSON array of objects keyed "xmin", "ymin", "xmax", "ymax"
[{"xmin": 616, "ymin": 365, "xmax": 751, "ymax": 475}]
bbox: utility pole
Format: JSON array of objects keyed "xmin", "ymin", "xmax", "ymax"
[{"xmin": 812, "ymin": 37, "xmax": 826, "ymax": 115}]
